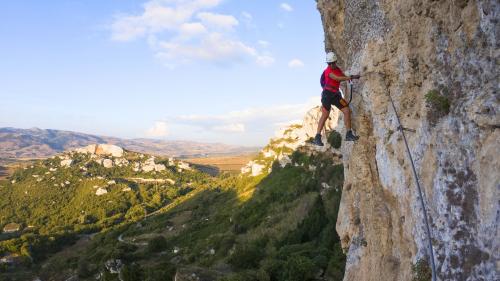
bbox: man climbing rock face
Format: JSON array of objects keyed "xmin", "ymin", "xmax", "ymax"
[{"xmin": 314, "ymin": 51, "xmax": 361, "ymax": 146}]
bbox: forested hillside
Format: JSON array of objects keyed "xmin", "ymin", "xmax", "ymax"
[{"xmin": 0, "ymin": 109, "xmax": 348, "ymax": 281}]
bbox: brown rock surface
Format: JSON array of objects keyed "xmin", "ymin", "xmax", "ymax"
[{"xmin": 317, "ymin": 0, "xmax": 499, "ymax": 280}]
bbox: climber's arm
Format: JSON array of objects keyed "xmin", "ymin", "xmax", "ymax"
[{"xmin": 329, "ymin": 73, "xmax": 361, "ymax": 81}]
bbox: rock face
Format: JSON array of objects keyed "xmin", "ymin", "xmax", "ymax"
[{"xmin": 317, "ymin": 1, "xmax": 499, "ymax": 280}]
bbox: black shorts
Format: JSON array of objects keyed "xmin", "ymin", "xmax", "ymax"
[{"xmin": 321, "ymin": 90, "xmax": 348, "ymax": 111}]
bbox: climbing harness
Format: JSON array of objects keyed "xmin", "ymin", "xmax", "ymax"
[{"xmin": 386, "ymin": 89, "xmax": 438, "ymax": 281}]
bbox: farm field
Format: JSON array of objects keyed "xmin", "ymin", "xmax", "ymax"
[{"xmin": 186, "ymin": 154, "xmax": 256, "ymax": 173}]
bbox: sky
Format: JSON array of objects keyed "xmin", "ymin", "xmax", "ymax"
[{"xmin": 0, "ymin": 0, "xmax": 327, "ymax": 146}]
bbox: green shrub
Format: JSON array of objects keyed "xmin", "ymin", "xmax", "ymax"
[
  {"xmin": 77, "ymin": 259, "xmax": 94, "ymax": 278},
  {"xmin": 327, "ymin": 131, "xmax": 342, "ymax": 149},
  {"xmin": 147, "ymin": 236, "xmax": 167, "ymax": 253},
  {"xmin": 280, "ymin": 197, "xmax": 328, "ymax": 245},
  {"xmin": 125, "ymin": 205, "xmax": 147, "ymax": 221},
  {"xmin": 291, "ymin": 151, "xmax": 310, "ymax": 166},
  {"xmin": 281, "ymin": 255, "xmax": 316, "ymax": 281},
  {"xmin": 261, "ymin": 258, "xmax": 285, "ymax": 280},
  {"xmin": 144, "ymin": 262, "xmax": 176, "ymax": 281},
  {"xmin": 220, "ymin": 270, "xmax": 269, "ymax": 281},
  {"xmin": 425, "ymin": 90, "xmax": 450, "ymax": 114},
  {"xmin": 326, "ymin": 243, "xmax": 346, "ymax": 280},
  {"xmin": 121, "ymin": 263, "xmax": 144, "ymax": 281},
  {"xmin": 412, "ymin": 258, "xmax": 432, "ymax": 281},
  {"xmin": 0, "ymin": 263, "xmax": 7, "ymax": 273},
  {"xmin": 229, "ymin": 240, "xmax": 266, "ymax": 269}
]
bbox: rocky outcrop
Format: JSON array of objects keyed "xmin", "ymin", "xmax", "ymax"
[
  {"xmin": 241, "ymin": 106, "xmax": 340, "ymax": 176},
  {"xmin": 2, "ymin": 223, "xmax": 21, "ymax": 233},
  {"xmin": 75, "ymin": 144, "xmax": 124, "ymax": 158},
  {"xmin": 102, "ymin": 159, "xmax": 113, "ymax": 169},
  {"xmin": 317, "ymin": 1, "xmax": 499, "ymax": 280},
  {"xmin": 95, "ymin": 187, "xmax": 108, "ymax": 196},
  {"xmin": 104, "ymin": 259, "xmax": 123, "ymax": 274},
  {"xmin": 132, "ymin": 156, "xmax": 168, "ymax": 172},
  {"xmin": 60, "ymin": 159, "xmax": 72, "ymax": 168}
]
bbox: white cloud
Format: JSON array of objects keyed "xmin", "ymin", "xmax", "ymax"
[
  {"xmin": 157, "ymin": 32, "xmax": 258, "ymax": 64},
  {"xmin": 197, "ymin": 12, "xmax": 238, "ymax": 30},
  {"xmin": 280, "ymin": 3, "xmax": 293, "ymax": 12},
  {"xmin": 241, "ymin": 11, "xmax": 252, "ymax": 20},
  {"xmin": 256, "ymin": 55, "xmax": 275, "ymax": 67},
  {"xmin": 151, "ymin": 97, "xmax": 321, "ymax": 145},
  {"xmin": 241, "ymin": 11, "xmax": 256, "ymax": 30},
  {"xmin": 111, "ymin": 2, "xmax": 193, "ymax": 41},
  {"xmin": 110, "ymin": 0, "xmax": 271, "ymax": 67},
  {"xmin": 175, "ymin": 97, "xmax": 319, "ymax": 128},
  {"xmin": 288, "ymin": 59, "xmax": 304, "ymax": 68},
  {"xmin": 213, "ymin": 123, "xmax": 245, "ymax": 133},
  {"xmin": 146, "ymin": 121, "xmax": 169, "ymax": 137},
  {"xmin": 258, "ymin": 40, "xmax": 270, "ymax": 47},
  {"xmin": 180, "ymin": 22, "xmax": 207, "ymax": 36},
  {"xmin": 165, "ymin": 96, "xmax": 321, "ymax": 145}
]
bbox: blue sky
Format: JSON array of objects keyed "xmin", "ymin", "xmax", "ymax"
[{"xmin": 0, "ymin": 0, "xmax": 327, "ymax": 146}]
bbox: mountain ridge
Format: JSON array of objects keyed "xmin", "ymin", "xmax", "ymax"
[{"xmin": 0, "ymin": 127, "xmax": 259, "ymax": 159}]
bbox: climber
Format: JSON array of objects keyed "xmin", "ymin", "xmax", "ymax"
[{"xmin": 313, "ymin": 51, "xmax": 361, "ymax": 146}]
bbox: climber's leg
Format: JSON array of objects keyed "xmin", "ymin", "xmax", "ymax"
[
  {"xmin": 313, "ymin": 106, "xmax": 329, "ymax": 146},
  {"xmin": 341, "ymin": 106, "xmax": 359, "ymax": 141},
  {"xmin": 314, "ymin": 91, "xmax": 335, "ymax": 146},
  {"xmin": 316, "ymin": 106, "xmax": 330, "ymax": 135},
  {"xmin": 341, "ymin": 106, "xmax": 351, "ymax": 130}
]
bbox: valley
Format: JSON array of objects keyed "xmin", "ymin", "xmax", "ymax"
[
  {"xmin": 0, "ymin": 109, "xmax": 347, "ymax": 281},
  {"xmin": 185, "ymin": 154, "xmax": 257, "ymax": 174}
]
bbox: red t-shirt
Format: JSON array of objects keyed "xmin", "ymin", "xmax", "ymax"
[{"xmin": 324, "ymin": 65, "xmax": 345, "ymax": 92}]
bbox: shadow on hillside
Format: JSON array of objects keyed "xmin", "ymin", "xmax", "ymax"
[{"xmin": 189, "ymin": 163, "xmax": 220, "ymax": 177}]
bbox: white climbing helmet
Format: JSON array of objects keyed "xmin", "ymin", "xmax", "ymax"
[{"xmin": 326, "ymin": 51, "xmax": 337, "ymax": 63}]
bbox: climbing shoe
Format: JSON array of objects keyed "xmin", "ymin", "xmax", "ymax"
[
  {"xmin": 345, "ymin": 130, "xmax": 359, "ymax": 141},
  {"xmin": 313, "ymin": 134, "xmax": 324, "ymax": 146}
]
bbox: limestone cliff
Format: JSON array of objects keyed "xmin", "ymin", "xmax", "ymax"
[
  {"xmin": 241, "ymin": 106, "xmax": 340, "ymax": 177},
  {"xmin": 317, "ymin": 1, "xmax": 499, "ymax": 280}
]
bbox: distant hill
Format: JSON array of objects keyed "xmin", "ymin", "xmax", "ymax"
[{"xmin": 0, "ymin": 128, "xmax": 259, "ymax": 159}]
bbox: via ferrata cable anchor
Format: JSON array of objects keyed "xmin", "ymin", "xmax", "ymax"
[{"xmin": 397, "ymin": 125, "xmax": 416, "ymax": 133}]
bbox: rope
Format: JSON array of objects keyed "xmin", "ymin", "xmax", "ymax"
[
  {"xmin": 343, "ymin": 80, "xmax": 355, "ymax": 105},
  {"xmin": 386, "ymin": 91, "xmax": 438, "ymax": 281}
]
